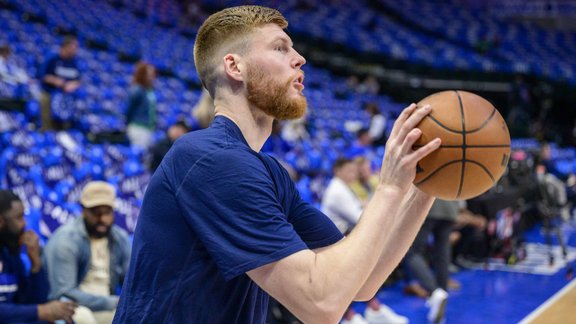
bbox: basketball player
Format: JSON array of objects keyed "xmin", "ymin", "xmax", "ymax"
[{"xmin": 113, "ymin": 5, "xmax": 441, "ymax": 323}]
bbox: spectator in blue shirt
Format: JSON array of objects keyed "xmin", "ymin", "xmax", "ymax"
[
  {"xmin": 38, "ymin": 36, "xmax": 81, "ymax": 131},
  {"xmin": 0, "ymin": 189, "xmax": 75, "ymax": 323}
]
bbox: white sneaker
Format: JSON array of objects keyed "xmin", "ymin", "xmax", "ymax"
[
  {"xmin": 364, "ymin": 304, "xmax": 409, "ymax": 324},
  {"xmin": 426, "ymin": 288, "xmax": 448, "ymax": 323},
  {"xmin": 341, "ymin": 313, "xmax": 369, "ymax": 324}
]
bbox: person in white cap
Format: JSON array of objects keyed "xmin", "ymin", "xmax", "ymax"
[{"xmin": 43, "ymin": 181, "xmax": 131, "ymax": 324}]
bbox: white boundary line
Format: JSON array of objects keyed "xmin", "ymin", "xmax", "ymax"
[{"xmin": 518, "ymin": 278, "xmax": 576, "ymax": 323}]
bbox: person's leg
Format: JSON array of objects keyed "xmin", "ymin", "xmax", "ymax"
[
  {"xmin": 404, "ymin": 219, "xmax": 438, "ymax": 293},
  {"xmin": 432, "ymin": 219, "xmax": 454, "ymax": 291},
  {"xmin": 39, "ymin": 91, "xmax": 53, "ymax": 130},
  {"xmin": 423, "ymin": 219, "xmax": 450, "ymax": 324}
]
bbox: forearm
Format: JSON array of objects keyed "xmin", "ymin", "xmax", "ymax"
[
  {"xmin": 355, "ymin": 185, "xmax": 435, "ymax": 300},
  {"xmin": 0, "ymin": 303, "xmax": 39, "ymax": 322},
  {"xmin": 66, "ymin": 80, "xmax": 81, "ymax": 91},
  {"xmin": 315, "ymin": 187, "xmax": 406, "ymax": 302},
  {"xmin": 43, "ymin": 75, "xmax": 64, "ymax": 88}
]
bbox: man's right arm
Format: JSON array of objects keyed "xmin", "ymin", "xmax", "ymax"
[
  {"xmin": 248, "ymin": 186, "xmax": 407, "ymax": 323},
  {"xmin": 248, "ymin": 104, "xmax": 440, "ymax": 323}
]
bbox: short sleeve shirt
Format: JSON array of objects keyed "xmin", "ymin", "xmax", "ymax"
[{"xmin": 114, "ymin": 116, "xmax": 343, "ymax": 323}]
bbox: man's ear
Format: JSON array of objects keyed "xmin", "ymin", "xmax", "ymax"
[{"xmin": 223, "ymin": 54, "xmax": 244, "ymax": 82}]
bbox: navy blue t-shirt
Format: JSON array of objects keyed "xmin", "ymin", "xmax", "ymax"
[
  {"xmin": 114, "ymin": 116, "xmax": 343, "ymax": 323},
  {"xmin": 39, "ymin": 54, "xmax": 81, "ymax": 93}
]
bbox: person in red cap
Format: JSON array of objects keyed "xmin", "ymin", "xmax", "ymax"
[{"xmin": 43, "ymin": 181, "xmax": 131, "ymax": 324}]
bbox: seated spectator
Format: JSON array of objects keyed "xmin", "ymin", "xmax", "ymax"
[
  {"xmin": 350, "ymin": 156, "xmax": 379, "ymax": 203},
  {"xmin": 0, "ymin": 44, "xmax": 38, "ymax": 100},
  {"xmin": 38, "ymin": 36, "xmax": 82, "ymax": 131},
  {"xmin": 149, "ymin": 120, "xmax": 190, "ymax": 172},
  {"xmin": 43, "ymin": 181, "xmax": 131, "ymax": 324},
  {"xmin": 125, "ymin": 61, "xmax": 157, "ymax": 149},
  {"xmin": 322, "ymin": 157, "xmax": 363, "ymax": 234},
  {"xmin": 0, "ymin": 189, "xmax": 75, "ymax": 323}
]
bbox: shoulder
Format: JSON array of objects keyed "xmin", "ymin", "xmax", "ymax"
[
  {"xmin": 50, "ymin": 220, "xmax": 77, "ymax": 237},
  {"xmin": 325, "ymin": 178, "xmax": 345, "ymax": 191},
  {"xmin": 173, "ymin": 131, "xmax": 263, "ymax": 172},
  {"xmin": 202, "ymin": 147, "xmax": 270, "ymax": 180},
  {"xmin": 168, "ymin": 139, "xmax": 271, "ymax": 197},
  {"xmin": 45, "ymin": 221, "xmax": 82, "ymax": 250}
]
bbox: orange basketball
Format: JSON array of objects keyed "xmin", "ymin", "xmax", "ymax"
[{"xmin": 413, "ymin": 90, "xmax": 511, "ymax": 200}]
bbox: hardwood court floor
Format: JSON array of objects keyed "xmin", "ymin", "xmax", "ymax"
[{"xmin": 520, "ymin": 278, "xmax": 576, "ymax": 324}]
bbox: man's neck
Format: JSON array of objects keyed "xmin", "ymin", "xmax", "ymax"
[{"xmin": 214, "ymin": 95, "xmax": 273, "ymax": 152}]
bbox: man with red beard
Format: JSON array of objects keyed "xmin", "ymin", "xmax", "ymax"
[
  {"xmin": 0, "ymin": 190, "xmax": 75, "ymax": 323},
  {"xmin": 114, "ymin": 5, "xmax": 441, "ymax": 324}
]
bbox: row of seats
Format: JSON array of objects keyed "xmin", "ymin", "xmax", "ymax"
[{"xmin": 379, "ymin": 0, "xmax": 576, "ymax": 82}]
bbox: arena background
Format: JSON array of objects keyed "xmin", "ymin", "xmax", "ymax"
[{"xmin": 1, "ymin": 0, "xmax": 575, "ymax": 323}]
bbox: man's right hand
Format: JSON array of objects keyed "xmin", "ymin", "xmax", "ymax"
[{"xmin": 38, "ymin": 300, "xmax": 75, "ymax": 323}]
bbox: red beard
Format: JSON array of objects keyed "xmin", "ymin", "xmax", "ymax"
[{"xmin": 246, "ymin": 63, "xmax": 307, "ymax": 120}]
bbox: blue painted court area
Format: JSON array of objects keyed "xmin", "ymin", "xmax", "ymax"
[{"xmin": 352, "ymin": 221, "xmax": 576, "ymax": 323}]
